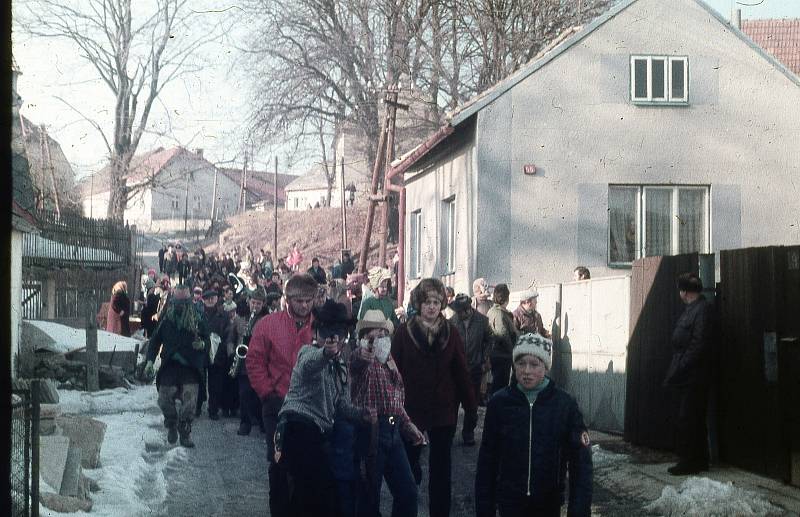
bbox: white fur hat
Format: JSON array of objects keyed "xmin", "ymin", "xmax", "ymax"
[
  {"xmin": 518, "ymin": 289, "xmax": 539, "ymax": 302},
  {"xmin": 513, "ymin": 333, "xmax": 553, "ymax": 370}
]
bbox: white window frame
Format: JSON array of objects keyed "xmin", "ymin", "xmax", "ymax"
[
  {"xmin": 442, "ymin": 197, "xmax": 456, "ymax": 274},
  {"xmin": 608, "ymin": 185, "xmax": 710, "ymax": 267},
  {"xmin": 630, "ymin": 55, "xmax": 688, "ymax": 104},
  {"xmin": 410, "ymin": 210, "xmax": 422, "ymax": 279}
]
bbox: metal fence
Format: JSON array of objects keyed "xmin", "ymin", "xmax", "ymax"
[{"xmin": 11, "ymin": 380, "xmax": 40, "ymax": 517}]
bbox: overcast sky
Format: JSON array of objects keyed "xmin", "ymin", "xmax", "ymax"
[{"xmin": 11, "ymin": 0, "xmax": 800, "ymax": 180}]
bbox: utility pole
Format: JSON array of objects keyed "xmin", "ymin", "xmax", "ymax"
[
  {"xmin": 358, "ymin": 91, "xmax": 392, "ymax": 274},
  {"xmin": 207, "ymin": 166, "xmax": 219, "ymax": 238},
  {"xmin": 239, "ymin": 154, "xmax": 248, "ymax": 214},
  {"xmin": 340, "ymin": 157, "xmax": 347, "ymax": 250},
  {"xmin": 378, "ymin": 86, "xmax": 408, "ymax": 268},
  {"xmin": 273, "ymin": 156, "xmax": 278, "ymax": 262},
  {"xmin": 183, "ymin": 168, "xmax": 190, "ymax": 235}
]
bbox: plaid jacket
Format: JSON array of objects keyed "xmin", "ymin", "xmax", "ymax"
[{"xmin": 350, "ymin": 355, "xmax": 411, "ymax": 429}]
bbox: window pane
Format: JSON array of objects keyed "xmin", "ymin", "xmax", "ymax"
[
  {"xmin": 609, "ymin": 187, "xmax": 638, "ymax": 263},
  {"xmin": 410, "ymin": 212, "xmax": 418, "ymax": 277},
  {"xmin": 652, "ymin": 59, "xmax": 665, "ymax": 99},
  {"xmin": 671, "ymin": 59, "xmax": 685, "ymax": 100},
  {"xmin": 645, "ymin": 189, "xmax": 672, "ymax": 257},
  {"xmin": 678, "ymin": 189, "xmax": 706, "ymax": 254},
  {"xmin": 634, "ymin": 59, "xmax": 648, "ymax": 99}
]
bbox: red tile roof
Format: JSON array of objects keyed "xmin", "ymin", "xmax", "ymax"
[
  {"xmin": 742, "ymin": 19, "xmax": 800, "ymax": 75},
  {"xmin": 217, "ymin": 167, "xmax": 294, "ymax": 204},
  {"xmin": 77, "ymin": 146, "xmax": 185, "ymax": 196}
]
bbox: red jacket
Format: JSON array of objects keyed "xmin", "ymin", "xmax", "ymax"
[
  {"xmin": 246, "ymin": 310, "xmax": 313, "ymax": 400},
  {"xmin": 391, "ymin": 316, "xmax": 476, "ymax": 430}
]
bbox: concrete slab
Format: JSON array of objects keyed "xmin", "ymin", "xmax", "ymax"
[
  {"xmin": 39, "ymin": 403, "xmax": 61, "ymax": 435},
  {"xmin": 56, "ymin": 415, "xmax": 107, "ymax": 468},
  {"xmin": 40, "ymin": 492, "xmax": 93, "ymax": 513},
  {"xmin": 39, "ymin": 435, "xmax": 70, "ymax": 494}
]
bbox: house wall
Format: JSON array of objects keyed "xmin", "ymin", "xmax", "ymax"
[
  {"xmin": 466, "ymin": 0, "xmax": 800, "ymax": 288},
  {"xmin": 149, "ymin": 157, "xmax": 240, "ymax": 228},
  {"xmin": 83, "ymin": 190, "xmax": 110, "ymax": 219},
  {"xmin": 286, "ymin": 188, "xmax": 341, "ymax": 211},
  {"xmin": 404, "ymin": 126, "xmax": 478, "ymax": 300},
  {"xmin": 11, "ymin": 230, "xmax": 23, "ymax": 379}
]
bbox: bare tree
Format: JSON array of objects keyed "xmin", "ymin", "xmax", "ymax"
[{"xmin": 18, "ymin": 0, "xmax": 229, "ymax": 222}]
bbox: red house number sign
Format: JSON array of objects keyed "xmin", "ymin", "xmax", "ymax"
[{"xmin": 523, "ymin": 164, "xmax": 537, "ymax": 175}]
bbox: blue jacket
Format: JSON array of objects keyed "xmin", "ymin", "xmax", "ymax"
[{"xmin": 475, "ymin": 378, "xmax": 592, "ymax": 517}]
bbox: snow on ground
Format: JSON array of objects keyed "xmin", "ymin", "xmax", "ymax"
[
  {"xmin": 27, "ymin": 235, "xmax": 122, "ymax": 262},
  {"xmin": 591, "ymin": 444, "xmax": 630, "ymax": 467},
  {"xmin": 41, "ymin": 385, "xmax": 187, "ymax": 517},
  {"xmin": 24, "ymin": 320, "xmax": 144, "ymax": 354},
  {"xmin": 644, "ymin": 476, "xmax": 782, "ymax": 517}
]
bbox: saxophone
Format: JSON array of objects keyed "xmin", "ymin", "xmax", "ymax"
[{"xmin": 229, "ymin": 312, "xmax": 256, "ymax": 378}]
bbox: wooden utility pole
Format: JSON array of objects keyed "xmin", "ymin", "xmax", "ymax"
[
  {"xmin": 378, "ymin": 87, "xmax": 408, "ymax": 268},
  {"xmin": 340, "ymin": 157, "xmax": 347, "ymax": 249},
  {"xmin": 273, "ymin": 156, "xmax": 278, "ymax": 262},
  {"xmin": 207, "ymin": 166, "xmax": 219, "ymax": 238},
  {"xmin": 239, "ymin": 154, "xmax": 249, "ymax": 214},
  {"xmin": 183, "ymin": 168, "xmax": 190, "ymax": 235},
  {"xmin": 358, "ymin": 87, "xmax": 404, "ymax": 274}
]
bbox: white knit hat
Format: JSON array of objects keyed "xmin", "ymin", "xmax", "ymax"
[
  {"xmin": 518, "ymin": 289, "xmax": 539, "ymax": 302},
  {"xmin": 512, "ymin": 333, "xmax": 553, "ymax": 370}
]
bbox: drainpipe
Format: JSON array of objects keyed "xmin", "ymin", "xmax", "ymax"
[{"xmin": 732, "ymin": 8, "xmax": 741, "ymax": 30}]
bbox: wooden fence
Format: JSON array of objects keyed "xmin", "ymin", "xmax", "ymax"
[{"xmin": 22, "ymin": 209, "xmax": 136, "ymax": 269}]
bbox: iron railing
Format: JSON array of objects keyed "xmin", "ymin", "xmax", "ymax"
[{"xmin": 11, "ymin": 379, "xmax": 40, "ymax": 517}]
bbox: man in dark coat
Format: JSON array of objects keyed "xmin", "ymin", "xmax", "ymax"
[
  {"xmin": 158, "ymin": 243, "xmax": 167, "ymax": 274},
  {"xmin": 341, "ymin": 251, "xmax": 355, "ymax": 278},
  {"xmin": 144, "ymin": 285, "xmax": 210, "ymax": 447},
  {"xmin": 233, "ymin": 287, "xmax": 270, "ymax": 436},
  {"xmin": 203, "ymin": 290, "xmax": 233, "ymax": 420},
  {"xmin": 663, "ymin": 272, "xmax": 713, "ymax": 475},
  {"xmin": 448, "ymin": 293, "xmax": 494, "ymax": 445}
]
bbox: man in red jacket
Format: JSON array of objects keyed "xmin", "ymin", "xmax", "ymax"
[{"xmin": 246, "ymin": 273, "xmax": 317, "ymax": 517}]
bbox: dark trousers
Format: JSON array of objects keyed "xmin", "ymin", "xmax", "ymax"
[
  {"xmin": 262, "ymin": 395, "xmax": 289, "ymax": 517},
  {"xmin": 238, "ymin": 375, "xmax": 263, "ymax": 429},
  {"xmin": 207, "ymin": 364, "xmax": 238, "ymax": 414},
  {"xmin": 499, "ymin": 497, "xmax": 560, "ymax": 517},
  {"xmin": 356, "ymin": 419, "xmax": 418, "ymax": 517},
  {"xmin": 491, "ymin": 357, "xmax": 512, "ymax": 394},
  {"xmin": 282, "ymin": 419, "xmax": 338, "ymax": 517},
  {"xmin": 673, "ymin": 385, "xmax": 709, "ymax": 466},
  {"xmin": 405, "ymin": 425, "xmax": 455, "ymax": 517},
  {"xmin": 460, "ymin": 365, "xmax": 483, "ymax": 440}
]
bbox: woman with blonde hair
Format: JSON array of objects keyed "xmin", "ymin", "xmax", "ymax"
[{"xmin": 106, "ymin": 280, "xmax": 131, "ymax": 337}]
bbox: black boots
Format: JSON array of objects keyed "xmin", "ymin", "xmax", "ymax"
[
  {"xmin": 668, "ymin": 461, "xmax": 709, "ymax": 476},
  {"xmin": 167, "ymin": 425, "xmax": 178, "ymax": 445},
  {"xmin": 178, "ymin": 422, "xmax": 195, "ymax": 448},
  {"xmin": 237, "ymin": 422, "xmax": 251, "ymax": 436}
]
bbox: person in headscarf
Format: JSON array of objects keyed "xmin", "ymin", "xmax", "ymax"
[{"xmin": 106, "ymin": 281, "xmax": 131, "ymax": 337}]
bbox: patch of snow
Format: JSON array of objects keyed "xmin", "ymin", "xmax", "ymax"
[
  {"xmin": 24, "ymin": 320, "xmax": 144, "ymax": 354},
  {"xmin": 42, "ymin": 386, "xmax": 188, "ymax": 517},
  {"xmin": 58, "ymin": 386, "xmax": 156, "ymax": 415},
  {"xmin": 591, "ymin": 444, "xmax": 629, "ymax": 467},
  {"xmin": 644, "ymin": 476, "xmax": 782, "ymax": 516}
]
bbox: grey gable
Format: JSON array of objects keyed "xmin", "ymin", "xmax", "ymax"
[{"xmin": 448, "ymin": 0, "xmax": 800, "ymax": 128}]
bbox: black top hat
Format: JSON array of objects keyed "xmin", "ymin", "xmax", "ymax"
[{"xmin": 312, "ymin": 299, "xmax": 352, "ymax": 337}]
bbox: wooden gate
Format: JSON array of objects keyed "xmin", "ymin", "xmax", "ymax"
[
  {"xmin": 21, "ymin": 281, "xmax": 43, "ymax": 320},
  {"xmin": 624, "ymin": 253, "xmax": 699, "ymax": 449},
  {"xmin": 717, "ymin": 246, "xmax": 800, "ymax": 484}
]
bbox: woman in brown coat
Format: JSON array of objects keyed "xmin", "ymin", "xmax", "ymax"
[
  {"xmin": 106, "ymin": 281, "xmax": 131, "ymax": 337},
  {"xmin": 391, "ymin": 277, "xmax": 476, "ymax": 517}
]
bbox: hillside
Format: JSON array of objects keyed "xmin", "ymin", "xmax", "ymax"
[{"xmin": 201, "ymin": 204, "xmax": 397, "ymax": 271}]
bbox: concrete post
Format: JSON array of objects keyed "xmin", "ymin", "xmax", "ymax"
[{"xmin": 85, "ymin": 321, "xmax": 99, "ymax": 392}]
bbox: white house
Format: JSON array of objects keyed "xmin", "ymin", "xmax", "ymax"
[
  {"xmin": 394, "ymin": 0, "xmax": 800, "ymax": 299},
  {"xmin": 79, "ymin": 147, "xmax": 243, "ymax": 232}
]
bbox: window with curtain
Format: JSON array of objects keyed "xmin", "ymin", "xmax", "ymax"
[{"xmin": 608, "ymin": 185, "xmax": 709, "ymax": 265}]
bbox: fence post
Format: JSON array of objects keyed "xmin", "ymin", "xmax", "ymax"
[
  {"xmin": 31, "ymin": 379, "xmax": 40, "ymax": 517},
  {"xmin": 86, "ymin": 319, "xmax": 100, "ymax": 392}
]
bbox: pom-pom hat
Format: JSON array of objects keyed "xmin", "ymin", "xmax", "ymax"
[{"xmin": 513, "ymin": 333, "xmax": 553, "ymax": 370}]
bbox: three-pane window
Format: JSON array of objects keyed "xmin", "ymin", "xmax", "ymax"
[
  {"xmin": 630, "ymin": 56, "xmax": 688, "ymax": 104},
  {"xmin": 608, "ymin": 185, "xmax": 709, "ymax": 265}
]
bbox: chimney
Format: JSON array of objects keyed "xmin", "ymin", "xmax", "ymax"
[
  {"xmin": 732, "ymin": 8, "xmax": 741, "ymax": 30},
  {"xmin": 195, "ymin": 148, "xmax": 204, "ymax": 158}
]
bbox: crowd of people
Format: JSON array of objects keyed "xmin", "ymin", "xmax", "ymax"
[{"xmin": 124, "ymin": 241, "xmax": 602, "ymax": 517}]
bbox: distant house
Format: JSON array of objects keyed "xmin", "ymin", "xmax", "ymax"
[
  {"xmin": 393, "ymin": 0, "xmax": 800, "ymax": 298},
  {"xmin": 79, "ymin": 147, "xmax": 244, "ymax": 232},
  {"xmin": 11, "ymin": 59, "xmax": 80, "ymax": 215},
  {"xmin": 742, "ymin": 18, "xmax": 800, "ymax": 75},
  {"xmin": 217, "ymin": 167, "xmax": 295, "ymax": 210}
]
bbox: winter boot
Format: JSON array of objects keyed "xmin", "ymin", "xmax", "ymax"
[
  {"xmin": 178, "ymin": 422, "xmax": 195, "ymax": 448},
  {"xmin": 208, "ymin": 410, "xmax": 220, "ymax": 421},
  {"xmin": 166, "ymin": 424, "xmax": 178, "ymax": 445},
  {"xmin": 237, "ymin": 422, "xmax": 251, "ymax": 436}
]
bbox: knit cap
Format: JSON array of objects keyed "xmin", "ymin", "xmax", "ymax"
[{"xmin": 512, "ymin": 333, "xmax": 553, "ymax": 370}]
